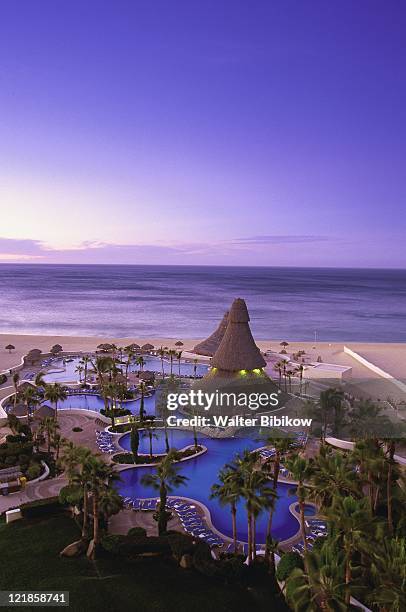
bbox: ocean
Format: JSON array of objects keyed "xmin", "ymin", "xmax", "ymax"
[{"xmin": 0, "ymin": 264, "xmax": 405, "ymax": 342}]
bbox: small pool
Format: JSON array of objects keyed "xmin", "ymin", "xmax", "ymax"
[
  {"xmin": 43, "ymin": 355, "xmax": 208, "ymax": 383},
  {"xmin": 295, "ymin": 503, "xmax": 317, "ymax": 516},
  {"xmin": 116, "ymin": 431, "xmax": 300, "ymax": 543},
  {"xmin": 57, "ymin": 392, "xmax": 156, "ymax": 416},
  {"xmin": 120, "ymin": 428, "xmax": 195, "ymax": 454}
]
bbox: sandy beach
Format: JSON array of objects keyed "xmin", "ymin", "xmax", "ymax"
[{"xmin": 0, "ymin": 333, "xmax": 405, "ymax": 382}]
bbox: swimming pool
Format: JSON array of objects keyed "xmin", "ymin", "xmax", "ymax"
[
  {"xmin": 116, "ymin": 430, "xmax": 300, "ymax": 543},
  {"xmin": 43, "ymin": 355, "xmax": 208, "ymax": 383},
  {"xmin": 57, "ymin": 392, "xmax": 156, "ymax": 416}
]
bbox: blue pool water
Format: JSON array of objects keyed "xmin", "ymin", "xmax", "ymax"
[
  {"xmin": 120, "ymin": 428, "xmax": 196, "ymax": 454},
  {"xmin": 43, "ymin": 355, "xmax": 208, "ymax": 383},
  {"xmin": 58, "ymin": 392, "xmax": 156, "ymax": 416},
  {"xmin": 116, "ymin": 431, "xmax": 299, "ymax": 543}
]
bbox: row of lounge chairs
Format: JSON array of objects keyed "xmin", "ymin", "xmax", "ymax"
[
  {"xmin": 291, "ymin": 519, "xmax": 328, "ymax": 555},
  {"xmin": 122, "ymin": 497, "xmax": 224, "ymax": 548},
  {"xmin": 96, "ymin": 430, "xmax": 116, "ymax": 453}
]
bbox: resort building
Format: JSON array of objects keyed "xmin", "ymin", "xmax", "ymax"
[{"xmin": 205, "ymin": 298, "xmax": 267, "ymax": 380}]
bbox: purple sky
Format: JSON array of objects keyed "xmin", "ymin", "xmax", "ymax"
[{"xmin": 0, "ymin": 1, "xmax": 405, "ymax": 267}]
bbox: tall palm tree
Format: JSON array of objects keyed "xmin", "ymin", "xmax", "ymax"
[
  {"xmin": 308, "ymin": 452, "xmax": 359, "ymax": 510},
  {"xmin": 285, "ymin": 456, "xmax": 311, "ymax": 552},
  {"xmin": 60, "ymin": 443, "xmax": 93, "ymax": 539},
  {"xmin": 157, "ymin": 346, "xmax": 166, "ymax": 379},
  {"xmin": 20, "ymin": 385, "xmax": 40, "ymax": 424},
  {"xmin": 79, "ymin": 355, "xmax": 91, "ymax": 385},
  {"xmin": 143, "ymin": 420, "xmax": 158, "ymax": 458},
  {"xmin": 43, "ymin": 382, "xmax": 68, "ymax": 420},
  {"xmin": 141, "ymin": 450, "xmax": 188, "ymax": 535},
  {"xmin": 263, "ymin": 435, "xmax": 293, "ymax": 563},
  {"xmin": 75, "ymin": 365, "xmax": 84, "ymax": 382},
  {"xmin": 193, "ymin": 358, "xmax": 198, "ymax": 378},
  {"xmin": 12, "ymin": 372, "xmax": 20, "ymax": 408},
  {"xmin": 130, "ymin": 423, "xmax": 140, "ymax": 462},
  {"xmin": 176, "ymin": 351, "xmax": 182, "ymax": 378},
  {"xmin": 211, "ymin": 464, "xmax": 242, "ymax": 554},
  {"xmin": 326, "ymin": 495, "xmax": 373, "ymax": 606},
  {"xmin": 168, "ymin": 349, "xmax": 176, "ymax": 376},
  {"xmin": 84, "ymin": 456, "xmax": 118, "ymax": 559},
  {"xmin": 34, "ymin": 371, "xmax": 46, "ymax": 389},
  {"xmin": 138, "ymin": 381, "xmax": 147, "ymax": 421},
  {"xmin": 136, "ymin": 356, "xmax": 145, "ymax": 373},
  {"xmin": 367, "ymin": 536, "xmax": 406, "ymax": 611},
  {"xmin": 40, "ymin": 416, "xmax": 59, "ymax": 454},
  {"xmin": 123, "ymin": 347, "xmax": 135, "ymax": 387},
  {"xmin": 99, "ymin": 487, "xmax": 124, "ymax": 531},
  {"xmin": 286, "ymin": 542, "xmax": 347, "ymax": 611}
]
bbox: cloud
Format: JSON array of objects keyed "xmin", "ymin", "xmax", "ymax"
[{"xmin": 232, "ymin": 235, "xmax": 330, "ymax": 245}]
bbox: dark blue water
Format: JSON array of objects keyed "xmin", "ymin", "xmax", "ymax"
[
  {"xmin": 58, "ymin": 392, "xmax": 157, "ymax": 416},
  {"xmin": 116, "ymin": 431, "xmax": 299, "ymax": 542},
  {"xmin": 1, "ymin": 264, "xmax": 405, "ymax": 341}
]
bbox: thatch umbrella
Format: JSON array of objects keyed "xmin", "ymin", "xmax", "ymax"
[
  {"xmin": 175, "ymin": 341, "xmax": 184, "ymax": 347},
  {"xmin": 126, "ymin": 343, "xmax": 140, "ymax": 351},
  {"xmin": 34, "ymin": 404, "xmax": 56, "ymax": 419},
  {"xmin": 50, "ymin": 343, "xmax": 63, "ymax": 355},
  {"xmin": 5, "ymin": 344, "xmax": 15, "ymax": 354},
  {"xmin": 10, "ymin": 404, "xmax": 27, "ymax": 417},
  {"xmin": 141, "ymin": 343, "xmax": 154, "ymax": 351},
  {"xmin": 97, "ymin": 343, "xmax": 113, "ymax": 352}
]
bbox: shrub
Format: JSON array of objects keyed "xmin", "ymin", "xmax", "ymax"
[
  {"xmin": 275, "ymin": 551, "xmax": 304, "ymax": 582},
  {"xmin": 0, "ymin": 374, "xmax": 7, "ymax": 385},
  {"xmin": 72, "ymin": 427, "xmax": 83, "ymax": 432},
  {"xmin": 26, "ymin": 463, "xmax": 42, "ymax": 480},
  {"xmin": 127, "ymin": 527, "xmax": 147, "ymax": 538},
  {"xmin": 100, "ymin": 408, "xmax": 131, "ymax": 418},
  {"xmin": 101, "ymin": 534, "xmax": 127, "ymax": 554},
  {"xmin": 6, "ymin": 435, "xmax": 26, "ymax": 444},
  {"xmin": 20, "ymin": 496, "xmax": 62, "ymax": 518}
]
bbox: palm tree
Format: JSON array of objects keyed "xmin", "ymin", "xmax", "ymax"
[
  {"xmin": 211, "ymin": 464, "xmax": 242, "ymax": 554},
  {"xmin": 136, "ymin": 356, "xmax": 145, "ymax": 373},
  {"xmin": 367, "ymin": 536, "xmax": 406, "ymax": 611},
  {"xmin": 141, "ymin": 450, "xmax": 188, "ymax": 534},
  {"xmin": 40, "ymin": 416, "xmax": 59, "ymax": 454},
  {"xmin": 34, "ymin": 371, "xmax": 46, "ymax": 388},
  {"xmin": 176, "ymin": 351, "xmax": 182, "ymax": 377},
  {"xmin": 99, "ymin": 487, "xmax": 124, "ymax": 531},
  {"xmin": 263, "ymin": 435, "xmax": 293, "ymax": 563},
  {"xmin": 43, "ymin": 383, "xmax": 67, "ymax": 420},
  {"xmin": 326, "ymin": 495, "xmax": 373, "ymax": 606},
  {"xmin": 12, "ymin": 372, "xmax": 19, "ymax": 408},
  {"xmin": 130, "ymin": 424, "xmax": 140, "ymax": 463},
  {"xmin": 168, "ymin": 349, "xmax": 176, "ymax": 376},
  {"xmin": 20, "ymin": 385, "xmax": 40, "ymax": 423},
  {"xmin": 75, "ymin": 365, "xmax": 84, "ymax": 382},
  {"xmin": 138, "ymin": 381, "xmax": 147, "ymax": 421},
  {"xmin": 193, "ymin": 358, "xmax": 198, "ymax": 378},
  {"xmin": 85, "ymin": 456, "xmax": 118, "ymax": 559},
  {"xmin": 285, "ymin": 456, "xmax": 311, "ymax": 552},
  {"xmin": 157, "ymin": 347, "xmax": 166, "ymax": 379},
  {"xmin": 143, "ymin": 420, "xmax": 158, "ymax": 458},
  {"xmin": 308, "ymin": 452, "xmax": 359, "ymax": 510},
  {"xmin": 123, "ymin": 347, "xmax": 135, "ymax": 386},
  {"xmin": 60, "ymin": 443, "xmax": 93, "ymax": 539},
  {"xmin": 273, "ymin": 361, "xmax": 284, "ymax": 386},
  {"xmin": 79, "ymin": 355, "xmax": 92, "ymax": 385},
  {"xmin": 286, "ymin": 542, "xmax": 347, "ymax": 611}
]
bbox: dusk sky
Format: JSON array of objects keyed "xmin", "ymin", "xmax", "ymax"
[{"xmin": 0, "ymin": 1, "xmax": 405, "ymax": 267}]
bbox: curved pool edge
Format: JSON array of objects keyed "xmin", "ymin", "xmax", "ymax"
[{"xmin": 113, "ymin": 444, "xmax": 208, "ymax": 469}]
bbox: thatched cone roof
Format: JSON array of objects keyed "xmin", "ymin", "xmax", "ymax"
[
  {"xmin": 34, "ymin": 404, "xmax": 55, "ymax": 419},
  {"xmin": 141, "ymin": 343, "xmax": 154, "ymax": 350},
  {"xmin": 211, "ymin": 298, "xmax": 266, "ymax": 372},
  {"xmin": 193, "ymin": 311, "xmax": 229, "ymax": 357},
  {"xmin": 9, "ymin": 404, "xmax": 28, "ymax": 417}
]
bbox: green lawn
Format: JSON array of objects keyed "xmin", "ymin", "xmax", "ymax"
[{"xmin": 0, "ymin": 514, "xmax": 255, "ymax": 612}]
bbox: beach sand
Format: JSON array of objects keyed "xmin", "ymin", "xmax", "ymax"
[{"xmin": 0, "ymin": 333, "xmax": 405, "ymax": 380}]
